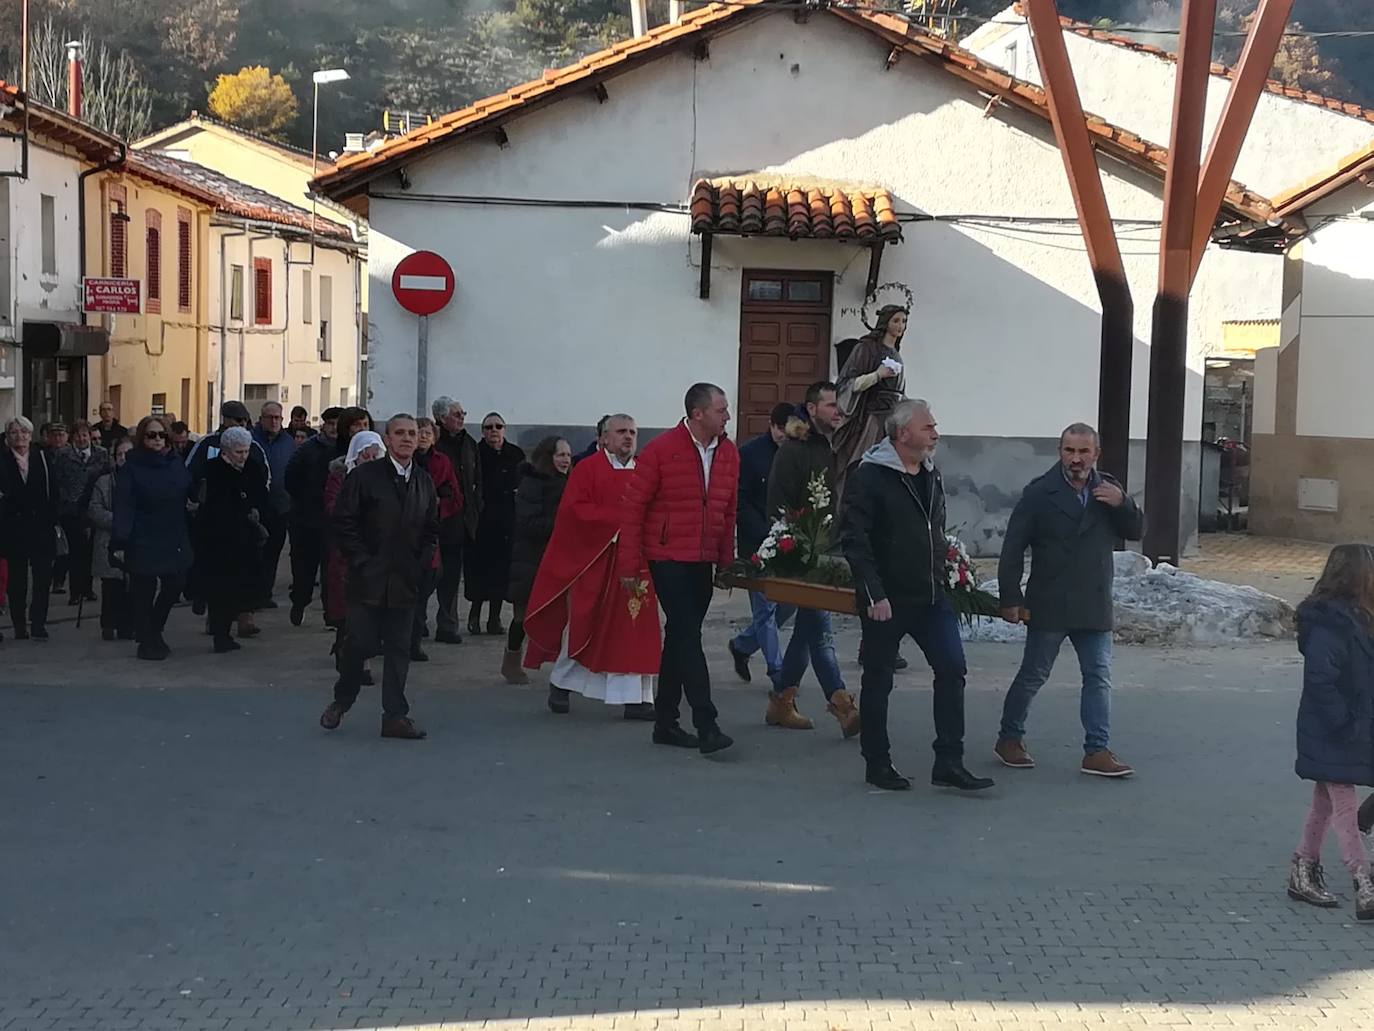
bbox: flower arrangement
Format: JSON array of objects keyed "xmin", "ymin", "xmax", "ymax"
[
  {"xmin": 747, "ymin": 473, "xmax": 850, "ymax": 584},
  {"xmin": 943, "ymin": 532, "xmax": 1002, "ymax": 625}
]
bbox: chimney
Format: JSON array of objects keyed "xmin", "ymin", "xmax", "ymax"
[
  {"xmin": 65, "ymin": 40, "xmax": 83, "ymax": 119},
  {"xmin": 343, "ymin": 132, "xmax": 366, "ymax": 153},
  {"xmin": 630, "ymin": 0, "xmax": 648, "ymax": 36}
]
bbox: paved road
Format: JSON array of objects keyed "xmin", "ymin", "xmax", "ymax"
[{"xmin": 4, "ymin": 594, "xmax": 1372, "ymax": 1030}]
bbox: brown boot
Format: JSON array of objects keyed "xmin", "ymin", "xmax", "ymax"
[
  {"xmin": 766, "ymin": 687, "xmax": 814, "ymax": 730},
  {"xmin": 995, "ymin": 738, "xmax": 1036, "ymax": 769},
  {"xmin": 826, "ymin": 689, "xmax": 861, "ymax": 738},
  {"xmin": 381, "ymin": 717, "xmax": 427, "ymax": 740},
  {"xmin": 501, "ymin": 648, "xmax": 529, "ymax": 684}
]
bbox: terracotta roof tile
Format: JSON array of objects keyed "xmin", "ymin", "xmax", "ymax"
[
  {"xmin": 312, "ymin": 1, "xmax": 1276, "ymax": 228},
  {"xmin": 128, "ymin": 153, "xmax": 352, "ymax": 238},
  {"xmin": 1008, "ymin": 3, "xmax": 1374, "ymax": 125},
  {"xmin": 691, "ymin": 178, "xmax": 901, "ymax": 242}
]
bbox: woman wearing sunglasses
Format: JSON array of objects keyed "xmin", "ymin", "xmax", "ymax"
[
  {"xmin": 112, "ymin": 415, "xmax": 194, "ymax": 660},
  {"xmin": 465, "ymin": 413, "xmax": 525, "ymax": 635}
]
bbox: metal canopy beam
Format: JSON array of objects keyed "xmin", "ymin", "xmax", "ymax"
[
  {"xmin": 1188, "ymin": 0, "xmax": 1294, "ymax": 284},
  {"xmin": 1024, "ymin": 0, "xmax": 1134, "ymax": 485},
  {"xmin": 1142, "ymin": 0, "xmax": 1217, "ymax": 564}
]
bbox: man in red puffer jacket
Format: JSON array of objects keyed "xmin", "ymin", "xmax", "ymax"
[{"xmin": 619, "ymin": 382, "xmax": 740, "ymax": 755}]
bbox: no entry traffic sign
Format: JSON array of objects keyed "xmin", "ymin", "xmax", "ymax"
[{"xmin": 391, "ymin": 251, "xmax": 455, "ymax": 317}]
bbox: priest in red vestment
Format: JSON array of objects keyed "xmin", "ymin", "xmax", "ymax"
[{"xmin": 523, "ymin": 414, "xmax": 659, "ymax": 719}]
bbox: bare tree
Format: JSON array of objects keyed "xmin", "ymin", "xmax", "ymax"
[{"xmin": 18, "ymin": 18, "xmax": 154, "ymax": 140}]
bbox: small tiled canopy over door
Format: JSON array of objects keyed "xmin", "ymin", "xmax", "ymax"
[{"xmin": 737, "ymin": 270, "xmax": 832, "ymax": 440}]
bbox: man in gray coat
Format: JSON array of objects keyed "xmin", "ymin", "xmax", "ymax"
[{"xmin": 995, "ymin": 422, "xmax": 1144, "ymax": 778}]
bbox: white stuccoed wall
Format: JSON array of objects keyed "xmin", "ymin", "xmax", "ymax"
[
  {"xmin": 962, "ymin": 8, "xmax": 1374, "ymax": 198},
  {"xmin": 364, "ymin": 12, "xmax": 1277, "ymax": 449},
  {"xmin": 0, "ymin": 140, "xmax": 86, "ymax": 422},
  {"xmin": 1290, "ymin": 182, "xmax": 1374, "ymax": 439}
]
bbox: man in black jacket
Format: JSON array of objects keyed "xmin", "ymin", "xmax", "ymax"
[
  {"xmin": 726, "ymin": 402, "xmax": 794, "ymax": 686},
  {"xmin": 841, "ymin": 399, "xmax": 993, "ymax": 793},
  {"xmin": 762, "ymin": 382, "xmax": 857, "ymax": 736},
  {"xmin": 284, "ymin": 406, "xmax": 341, "ymax": 624},
  {"xmin": 432, "ymin": 396, "xmax": 481, "ymax": 644},
  {"xmin": 320, "ymin": 413, "xmax": 439, "ymax": 740},
  {"xmin": 995, "ymin": 423, "xmax": 1144, "ymax": 778}
]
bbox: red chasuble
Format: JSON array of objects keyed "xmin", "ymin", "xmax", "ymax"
[{"xmin": 523, "ymin": 452, "xmax": 662, "ymax": 674}]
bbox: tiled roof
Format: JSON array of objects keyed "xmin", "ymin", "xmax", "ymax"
[
  {"xmin": 1271, "ymin": 139, "xmax": 1374, "ymax": 214},
  {"xmin": 128, "ymin": 152, "xmax": 353, "ymax": 238},
  {"xmin": 0, "ymin": 82, "xmax": 122, "ymax": 162},
  {"xmin": 312, "ymin": 0, "xmax": 1275, "ymax": 227},
  {"xmin": 1009, "ymin": 4, "xmax": 1374, "ymax": 124},
  {"xmin": 690, "ymin": 178, "xmax": 902, "ymax": 241}
]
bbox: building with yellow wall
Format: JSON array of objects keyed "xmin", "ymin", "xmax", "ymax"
[{"xmin": 83, "ymin": 157, "xmax": 215, "ymax": 431}]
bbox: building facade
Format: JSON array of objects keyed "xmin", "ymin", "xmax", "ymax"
[
  {"xmin": 0, "ymin": 86, "xmax": 120, "ymax": 427},
  {"xmin": 316, "ymin": 2, "xmax": 1311, "ymax": 553}
]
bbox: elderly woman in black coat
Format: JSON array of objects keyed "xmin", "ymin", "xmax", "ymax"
[
  {"xmin": 194, "ymin": 426, "xmax": 269, "ymax": 653},
  {"xmin": 500, "ymin": 436, "xmax": 571, "ymax": 683},
  {"xmin": 465, "ymin": 412, "xmax": 526, "ymax": 636}
]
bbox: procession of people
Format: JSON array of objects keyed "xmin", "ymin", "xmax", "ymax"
[{"xmin": 13, "ymin": 302, "xmax": 1374, "ymax": 924}]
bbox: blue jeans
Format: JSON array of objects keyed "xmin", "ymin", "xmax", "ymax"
[
  {"xmin": 731, "ymin": 592, "xmax": 795, "ymax": 690},
  {"xmin": 859, "ymin": 598, "xmax": 967, "ymax": 767},
  {"xmin": 777, "ymin": 608, "xmax": 845, "ymax": 701},
  {"xmin": 999, "ymin": 630, "xmax": 1112, "ymax": 754}
]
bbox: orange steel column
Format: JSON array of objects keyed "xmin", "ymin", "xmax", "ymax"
[
  {"xmin": 1189, "ymin": 0, "xmax": 1294, "ymax": 283},
  {"xmin": 1142, "ymin": 0, "xmax": 1217, "ymax": 564},
  {"xmin": 1024, "ymin": 0, "xmax": 1134, "ymax": 486}
]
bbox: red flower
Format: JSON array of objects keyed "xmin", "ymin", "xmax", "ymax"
[
  {"xmin": 947, "ymin": 546, "xmax": 958, "ymax": 561},
  {"xmin": 778, "ymin": 537, "xmax": 797, "ymax": 554},
  {"xmin": 750, "ymin": 553, "xmax": 761, "ymax": 566}
]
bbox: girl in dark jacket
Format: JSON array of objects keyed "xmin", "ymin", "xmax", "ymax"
[
  {"xmin": 1288, "ymin": 543, "xmax": 1374, "ymax": 919},
  {"xmin": 113, "ymin": 415, "xmax": 194, "ymax": 661},
  {"xmin": 501, "ymin": 436, "xmax": 571, "ymax": 683}
]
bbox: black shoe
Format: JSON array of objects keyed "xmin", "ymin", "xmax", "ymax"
[
  {"xmin": 289, "ymin": 604, "xmax": 305, "ymax": 627},
  {"xmin": 698, "ymin": 727, "xmax": 734, "ymax": 755},
  {"xmin": 487, "ymin": 621, "xmax": 505, "ymax": 636},
  {"xmin": 410, "ymin": 645, "xmax": 430, "ymax": 662},
  {"xmin": 866, "ymin": 764, "xmax": 912, "ymax": 791},
  {"xmin": 31, "ymin": 626, "xmax": 49, "ymax": 641},
  {"xmin": 13, "ymin": 626, "xmax": 29, "ymax": 640},
  {"xmin": 435, "ymin": 628, "xmax": 463, "ymax": 645},
  {"xmin": 548, "ymin": 687, "xmax": 571, "ymax": 714},
  {"xmin": 623, "ymin": 702, "xmax": 656, "ymax": 721},
  {"xmin": 360, "ymin": 668, "xmax": 375, "ymax": 686},
  {"xmin": 652, "ymin": 724, "xmax": 699, "ymax": 748},
  {"xmin": 727, "ymin": 640, "xmax": 752, "ymax": 682},
  {"xmin": 102, "ymin": 628, "xmax": 116, "ymax": 642},
  {"xmin": 932, "ymin": 763, "xmax": 995, "ymax": 791},
  {"xmin": 137, "ymin": 641, "xmax": 168, "ymax": 661},
  {"xmin": 260, "ymin": 599, "xmax": 279, "ymax": 610},
  {"xmin": 191, "ymin": 598, "xmax": 207, "ymax": 616},
  {"xmin": 213, "ymin": 637, "xmax": 242, "ymax": 653},
  {"xmin": 895, "ymin": 654, "xmax": 909, "ymax": 671},
  {"xmin": 51, "ymin": 580, "xmax": 66, "ymax": 594}
]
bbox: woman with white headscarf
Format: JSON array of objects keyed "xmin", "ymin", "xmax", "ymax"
[
  {"xmin": 194, "ymin": 425, "xmax": 269, "ymax": 653},
  {"xmin": 323, "ymin": 431, "xmax": 385, "ymax": 669}
]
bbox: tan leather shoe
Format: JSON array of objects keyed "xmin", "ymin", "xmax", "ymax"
[
  {"xmin": 826, "ymin": 689, "xmax": 861, "ymax": 739},
  {"xmin": 995, "ymin": 738, "xmax": 1035, "ymax": 769},
  {"xmin": 381, "ymin": 717, "xmax": 427, "ymax": 740},
  {"xmin": 1082, "ymin": 749, "xmax": 1134, "ymax": 777},
  {"xmin": 765, "ymin": 687, "xmax": 814, "ymax": 730}
]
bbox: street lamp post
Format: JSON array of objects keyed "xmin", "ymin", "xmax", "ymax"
[{"xmin": 311, "ymin": 68, "xmax": 350, "ymax": 180}]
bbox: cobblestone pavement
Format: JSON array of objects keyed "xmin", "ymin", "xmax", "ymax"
[{"xmin": 4, "ymin": 590, "xmax": 1374, "ymax": 1030}]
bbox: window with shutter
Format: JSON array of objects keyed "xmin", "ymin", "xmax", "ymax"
[
  {"xmin": 145, "ymin": 209, "xmax": 162, "ymax": 314},
  {"xmin": 229, "ymin": 265, "xmax": 244, "ymax": 321},
  {"xmin": 177, "ymin": 209, "xmax": 192, "ymax": 312},
  {"xmin": 254, "ymin": 257, "xmax": 272, "ymax": 325},
  {"xmin": 110, "ymin": 202, "xmax": 127, "ymax": 278}
]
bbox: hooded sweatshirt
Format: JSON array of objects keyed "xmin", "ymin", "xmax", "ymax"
[{"xmin": 839, "ymin": 438, "xmax": 945, "ymax": 608}]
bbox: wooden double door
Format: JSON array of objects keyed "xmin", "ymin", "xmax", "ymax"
[{"xmin": 736, "ymin": 270, "xmax": 833, "ymax": 440}]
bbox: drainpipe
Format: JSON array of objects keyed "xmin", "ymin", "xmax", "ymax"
[
  {"xmin": 78, "ymin": 141, "xmax": 126, "ymax": 413},
  {"xmin": 217, "ymin": 224, "xmax": 247, "ymax": 411}
]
